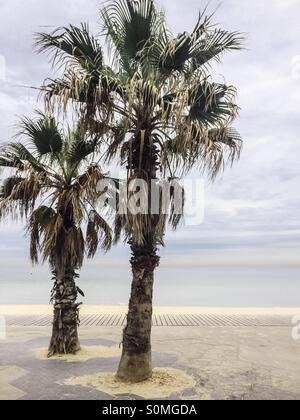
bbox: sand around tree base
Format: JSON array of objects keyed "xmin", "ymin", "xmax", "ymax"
[
  {"xmin": 63, "ymin": 368, "xmax": 196, "ymax": 398},
  {"xmin": 35, "ymin": 345, "xmax": 121, "ymax": 362}
]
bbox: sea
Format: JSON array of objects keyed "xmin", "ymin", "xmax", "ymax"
[{"xmin": 0, "ymin": 261, "xmax": 299, "ymax": 307}]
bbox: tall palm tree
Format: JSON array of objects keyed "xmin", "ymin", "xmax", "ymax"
[
  {"xmin": 35, "ymin": 0, "xmax": 243, "ymax": 381},
  {"xmin": 0, "ymin": 112, "xmax": 113, "ymax": 356}
]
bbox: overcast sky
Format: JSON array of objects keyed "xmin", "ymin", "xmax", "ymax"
[{"xmin": 0, "ymin": 0, "xmax": 300, "ymax": 273}]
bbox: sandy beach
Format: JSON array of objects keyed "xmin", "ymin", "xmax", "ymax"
[{"xmin": 1, "ymin": 305, "xmax": 299, "ymax": 316}]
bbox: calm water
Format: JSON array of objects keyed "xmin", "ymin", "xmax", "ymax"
[{"xmin": 0, "ymin": 263, "xmax": 299, "ymax": 307}]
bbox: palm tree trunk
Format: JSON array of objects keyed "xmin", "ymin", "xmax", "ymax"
[
  {"xmin": 117, "ymin": 240, "xmax": 160, "ymax": 382},
  {"xmin": 48, "ymin": 267, "xmax": 81, "ymax": 356},
  {"xmin": 117, "ymin": 130, "xmax": 160, "ymax": 382}
]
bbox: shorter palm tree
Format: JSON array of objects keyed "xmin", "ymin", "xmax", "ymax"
[{"xmin": 0, "ymin": 112, "xmax": 113, "ymax": 356}]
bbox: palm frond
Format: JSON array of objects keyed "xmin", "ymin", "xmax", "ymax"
[
  {"xmin": 208, "ymin": 126, "xmax": 242, "ymax": 164},
  {"xmin": 189, "ymin": 29, "xmax": 244, "ymax": 71},
  {"xmin": 64, "ymin": 128, "xmax": 98, "ymax": 167},
  {"xmin": 168, "ymin": 123, "xmax": 242, "ymax": 179},
  {"xmin": 0, "ymin": 148, "xmax": 25, "ymax": 170},
  {"xmin": 1, "ymin": 116, "xmax": 115, "ymax": 272},
  {"xmin": 41, "ymin": 65, "xmax": 122, "ymax": 121},
  {"xmin": 101, "ymin": 0, "xmax": 165, "ymax": 73},
  {"xmin": 0, "ymin": 176, "xmax": 26, "ymax": 199},
  {"xmin": 18, "ymin": 112, "xmax": 63, "ymax": 157},
  {"xmin": 150, "ymin": 10, "xmax": 243, "ymax": 76},
  {"xmin": 27, "ymin": 206, "xmax": 57, "ymax": 264},
  {"xmin": 0, "ymin": 142, "xmax": 46, "ymax": 173},
  {"xmin": 86, "ymin": 209, "xmax": 112, "ymax": 255},
  {"xmin": 188, "ymin": 80, "xmax": 238, "ymax": 126},
  {"xmin": 35, "ymin": 23, "xmax": 103, "ymax": 72},
  {"xmin": 0, "ymin": 172, "xmax": 42, "ymax": 221}
]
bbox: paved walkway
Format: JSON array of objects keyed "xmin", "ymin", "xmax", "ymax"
[
  {"xmin": 5, "ymin": 313, "xmax": 293, "ymax": 327},
  {"xmin": 1, "ymin": 320, "xmax": 300, "ymax": 400}
]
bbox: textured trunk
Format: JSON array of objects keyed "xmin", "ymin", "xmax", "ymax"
[
  {"xmin": 117, "ymin": 241, "xmax": 160, "ymax": 382},
  {"xmin": 117, "ymin": 129, "xmax": 160, "ymax": 382},
  {"xmin": 48, "ymin": 267, "xmax": 81, "ymax": 356}
]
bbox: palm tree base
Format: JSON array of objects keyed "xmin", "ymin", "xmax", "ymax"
[
  {"xmin": 48, "ymin": 342, "xmax": 81, "ymax": 357},
  {"xmin": 117, "ymin": 351, "xmax": 152, "ymax": 383},
  {"xmin": 48, "ymin": 306, "xmax": 81, "ymax": 357}
]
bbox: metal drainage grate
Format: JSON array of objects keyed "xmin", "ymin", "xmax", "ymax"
[{"xmin": 5, "ymin": 314, "xmax": 292, "ymax": 327}]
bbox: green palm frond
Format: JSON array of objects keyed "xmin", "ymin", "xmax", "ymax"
[
  {"xmin": 157, "ymin": 32, "xmax": 191, "ymax": 74},
  {"xmin": 31, "ymin": 0, "xmax": 244, "ymax": 249},
  {"xmin": 18, "ymin": 112, "xmax": 63, "ymax": 157},
  {"xmin": 1, "ymin": 111, "xmax": 114, "ymax": 270},
  {"xmin": 101, "ymin": 0, "xmax": 165, "ymax": 73},
  {"xmin": 189, "ymin": 29, "xmax": 244, "ymax": 71},
  {"xmin": 189, "ymin": 80, "xmax": 238, "ymax": 125},
  {"xmin": 0, "ymin": 142, "xmax": 46, "ymax": 173},
  {"xmin": 64, "ymin": 128, "xmax": 98, "ymax": 167},
  {"xmin": 149, "ymin": 10, "xmax": 243, "ymax": 76},
  {"xmin": 35, "ymin": 23, "xmax": 103, "ymax": 72}
]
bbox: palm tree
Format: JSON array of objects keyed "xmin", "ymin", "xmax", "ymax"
[
  {"xmin": 0, "ymin": 112, "xmax": 113, "ymax": 356},
  {"xmin": 35, "ymin": 0, "xmax": 243, "ymax": 381}
]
